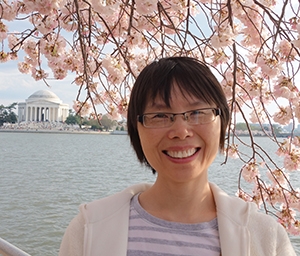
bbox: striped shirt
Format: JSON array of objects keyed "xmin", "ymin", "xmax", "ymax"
[{"xmin": 127, "ymin": 194, "xmax": 221, "ymax": 256}]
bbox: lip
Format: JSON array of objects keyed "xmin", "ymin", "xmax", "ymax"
[{"xmin": 162, "ymin": 147, "xmax": 201, "ymax": 163}]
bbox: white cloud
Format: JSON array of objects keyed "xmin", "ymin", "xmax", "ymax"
[
  {"xmin": 0, "ymin": 64, "xmax": 78, "ymax": 107},
  {"xmin": 0, "ymin": 63, "xmax": 107, "ymax": 115}
]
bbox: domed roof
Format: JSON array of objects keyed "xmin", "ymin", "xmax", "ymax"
[{"xmin": 26, "ymin": 90, "xmax": 62, "ymax": 104}]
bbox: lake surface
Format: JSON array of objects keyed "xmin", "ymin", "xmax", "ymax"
[{"xmin": 0, "ymin": 132, "xmax": 299, "ymax": 255}]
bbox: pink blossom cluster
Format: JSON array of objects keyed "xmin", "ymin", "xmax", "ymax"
[
  {"xmin": 0, "ymin": 21, "xmax": 7, "ymax": 40},
  {"xmin": 237, "ymin": 135, "xmax": 300, "ymax": 234},
  {"xmin": 72, "ymin": 100, "xmax": 91, "ymax": 116},
  {"xmin": 238, "ymin": 178, "xmax": 300, "ymax": 234},
  {"xmin": 277, "ymin": 206, "xmax": 300, "ymax": 236},
  {"xmin": 241, "ymin": 161, "xmax": 260, "ymax": 183},
  {"xmin": 226, "ymin": 144, "xmax": 239, "ymax": 159},
  {"xmin": 277, "ymin": 137, "xmax": 300, "ymax": 171}
]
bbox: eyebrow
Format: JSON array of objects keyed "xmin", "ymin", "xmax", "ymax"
[{"xmin": 148, "ymin": 100, "xmax": 208, "ymax": 110}]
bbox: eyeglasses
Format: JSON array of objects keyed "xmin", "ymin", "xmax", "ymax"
[{"xmin": 137, "ymin": 108, "xmax": 221, "ymax": 128}]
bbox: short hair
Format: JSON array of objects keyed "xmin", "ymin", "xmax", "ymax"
[{"xmin": 127, "ymin": 56, "xmax": 230, "ymax": 171}]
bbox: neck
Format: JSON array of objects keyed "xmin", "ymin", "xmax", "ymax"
[{"xmin": 138, "ymin": 178, "xmax": 216, "ymax": 223}]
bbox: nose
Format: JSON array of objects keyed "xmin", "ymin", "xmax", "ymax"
[{"xmin": 167, "ymin": 115, "xmax": 193, "ymax": 140}]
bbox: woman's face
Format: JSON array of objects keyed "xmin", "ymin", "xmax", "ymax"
[{"xmin": 137, "ymin": 85, "xmax": 221, "ymax": 185}]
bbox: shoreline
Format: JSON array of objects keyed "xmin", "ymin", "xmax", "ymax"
[
  {"xmin": 0, "ymin": 129, "xmax": 111, "ymax": 135},
  {"xmin": 0, "ymin": 129, "xmax": 290, "ymax": 137}
]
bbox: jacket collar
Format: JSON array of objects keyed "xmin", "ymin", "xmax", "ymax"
[
  {"xmin": 82, "ymin": 183, "xmax": 151, "ymax": 256},
  {"xmin": 210, "ymin": 183, "xmax": 251, "ymax": 256},
  {"xmin": 83, "ymin": 183, "xmax": 251, "ymax": 256}
]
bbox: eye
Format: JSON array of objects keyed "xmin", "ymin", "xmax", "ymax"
[
  {"xmin": 152, "ymin": 113, "xmax": 169, "ymax": 119},
  {"xmin": 190, "ymin": 109, "xmax": 206, "ymax": 116}
]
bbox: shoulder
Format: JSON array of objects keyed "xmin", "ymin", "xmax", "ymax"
[
  {"xmin": 210, "ymin": 184, "xmax": 296, "ymax": 255},
  {"xmin": 210, "ymin": 183, "xmax": 254, "ymax": 224},
  {"xmin": 59, "ymin": 211, "xmax": 85, "ymax": 256},
  {"xmin": 80, "ymin": 183, "xmax": 152, "ymax": 223},
  {"xmin": 210, "ymin": 182, "xmax": 287, "ymax": 229},
  {"xmin": 247, "ymin": 211, "xmax": 296, "ymax": 255},
  {"xmin": 59, "ymin": 183, "xmax": 152, "ymax": 256}
]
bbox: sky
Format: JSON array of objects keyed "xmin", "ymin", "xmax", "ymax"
[
  {"xmin": 0, "ymin": 17, "xmax": 81, "ymax": 112},
  {"xmin": 0, "ymin": 60, "xmax": 79, "ymax": 110}
]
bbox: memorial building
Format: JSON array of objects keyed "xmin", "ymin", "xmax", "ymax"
[{"xmin": 18, "ymin": 90, "xmax": 69, "ymax": 122}]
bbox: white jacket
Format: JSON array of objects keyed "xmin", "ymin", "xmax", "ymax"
[{"xmin": 59, "ymin": 183, "xmax": 296, "ymax": 256}]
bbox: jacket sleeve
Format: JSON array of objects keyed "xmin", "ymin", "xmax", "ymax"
[
  {"xmin": 275, "ymin": 223, "xmax": 297, "ymax": 256},
  {"xmin": 58, "ymin": 212, "xmax": 85, "ymax": 256},
  {"xmin": 248, "ymin": 211, "xmax": 297, "ymax": 256}
]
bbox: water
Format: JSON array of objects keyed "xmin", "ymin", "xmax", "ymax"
[{"xmin": 0, "ymin": 132, "xmax": 299, "ymax": 255}]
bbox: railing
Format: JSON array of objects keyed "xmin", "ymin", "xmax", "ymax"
[{"xmin": 0, "ymin": 237, "xmax": 31, "ymax": 256}]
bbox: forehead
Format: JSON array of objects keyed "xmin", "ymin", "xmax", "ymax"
[{"xmin": 146, "ymin": 85, "xmax": 209, "ymax": 110}]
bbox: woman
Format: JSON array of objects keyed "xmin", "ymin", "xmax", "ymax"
[{"xmin": 59, "ymin": 57, "xmax": 296, "ymax": 256}]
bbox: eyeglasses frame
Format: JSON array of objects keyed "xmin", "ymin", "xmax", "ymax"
[{"xmin": 137, "ymin": 107, "xmax": 221, "ymax": 128}]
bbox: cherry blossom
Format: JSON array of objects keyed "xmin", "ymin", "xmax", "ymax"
[
  {"xmin": 286, "ymin": 189, "xmax": 300, "ymax": 212},
  {"xmin": 135, "ymin": 0, "xmax": 157, "ymax": 16},
  {"xmin": 273, "ymin": 107, "xmax": 293, "ymax": 126},
  {"xmin": 0, "ymin": 51, "xmax": 10, "ymax": 62},
  {"xmin": 267, "ymin": 169, "xmax": 288, "ymax": 185},
  {"xmin": 283, "ymin": 148, "xmax": 300, "ymax": 171},
  {"xmin": 273, "ymin": 76, "xmax": 299, "ymax": 100},
  {"xmin": 242, "ymin": 162, "xmax": 260, "ymax": 183},
  {"xmin": 277, "ymin": 39, "xmax": 297, "ymax": 61},
  {"xmin": 73, "ymin": 100, "xmax": 91, "ymax": 116},
  {"xmin": 31, "ymin": 68, "xmax": 48, "ymax": 80},
  {"xmin": 278, "ymin": 206, "xmax": 300, "ymax": 235},
  {"xmin": 7, "ymin": 34, "xmax": 18, "ymax": 49},
  {"xmin": 18, "ymin": 62, "xmax": 31, "ymax": 74},
  {"xmin": 237, "ymin": 189, "xmax": 254, "ymax": 203},
  {"xmin": 102, "ymin": 55, "xmax": 127, "ymax": 85},
  {"xmin": 210, "ymin": 25, "xmax": 236, "ymax": 49},
  {"xmin": 226, "ymin": 144, "xmax": 239, "ymax": 159},
  {"xmin": 0, "ymin": 1, "xmax": 18, "ymax": 21},
  {"xmin": 292, "ymin": 136, "xmax": 300, "ymax": 147},
  {"xmin": 294, "ymin": 103, "xmax": 300, "ymax": 122},
  {"xmin": 0, "ymin": 21, "xmax": 7, "ymax": 40}
]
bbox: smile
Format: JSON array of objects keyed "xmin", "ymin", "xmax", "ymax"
[{"xmin": 164, "ymin": 148, "xmax": 199, "ymax": 159}]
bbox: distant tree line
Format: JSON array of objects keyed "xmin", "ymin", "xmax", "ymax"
[
  {"xmin": 65, "ymin": 111, "xmax": 120, "ymax": 131},
  {"xmin": 0, "ymin": 104, "xmax": 124, "ymax": 131},
  {"xmin": 234, "ymin": 122, "xmax": 296, "ymax": 136},
  {"xmin": 0, "ymin": 103, "xmax": 18, "ymax": 126}
]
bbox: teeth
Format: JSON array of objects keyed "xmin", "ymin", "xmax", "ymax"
[{"xmin": 167, "ymin": 148, "xmax": 197, "ymax": 158}]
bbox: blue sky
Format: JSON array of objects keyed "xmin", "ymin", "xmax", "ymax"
[
  {"xmin": 0, "ymin": 59, "xmax": 83, "ymax": 110},
  {"xmin": 0, "ymin": 18, "xmax": 82, "ymax": 111}
]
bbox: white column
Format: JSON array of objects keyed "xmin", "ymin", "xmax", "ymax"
[
  {"xmin": 52, "ymin": 107, "xmax": 55, "ymax": 122},
  {"xmin": 64, "ymin": 108, "xmax": 68, "ymax": 121},
  {"xmin": 55, "ymin": 107, "xmax": 58, "ymax": 122},
  {"xmin": 32, "ymin": 106, "xmax": 35, "ymax": 121},
  {"xmin": 58, "ymin": 107, "xmax": 61, "ymax": 122},
  {"xmin": 19, "ymin": 107, "xmax": 23, "ymax": 122},
  {"xmin": 40, "ymin": 107, "xmax": 42, "ymax": 121},
  {"xmin": 18, "ymin": 107, "xmax": 20, "ymax": 122},
  {"xmin": 51, "ymin": 108, "xmax": 54, "ymax": 122},
  {"xmin": 25, "ymin": 104, "xmax": 28, "ymax": 122},
  {"xmin": 31, "ymin": 105, "xmax": 37, "ymax": 121},
  {"xmin": 45, "ymin": 108, "xmax": 48, "ymax": 121},
  {"xmin": 42, "ymin": 107, "xmax": 44, "ymax": 121},
  {"xmin": 49, "ymin": 107, "xmax": 52, "ymax": 122},
  {"xmin": 26, "ymin": 106, "xmax": 30, "ymax": 122}
]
